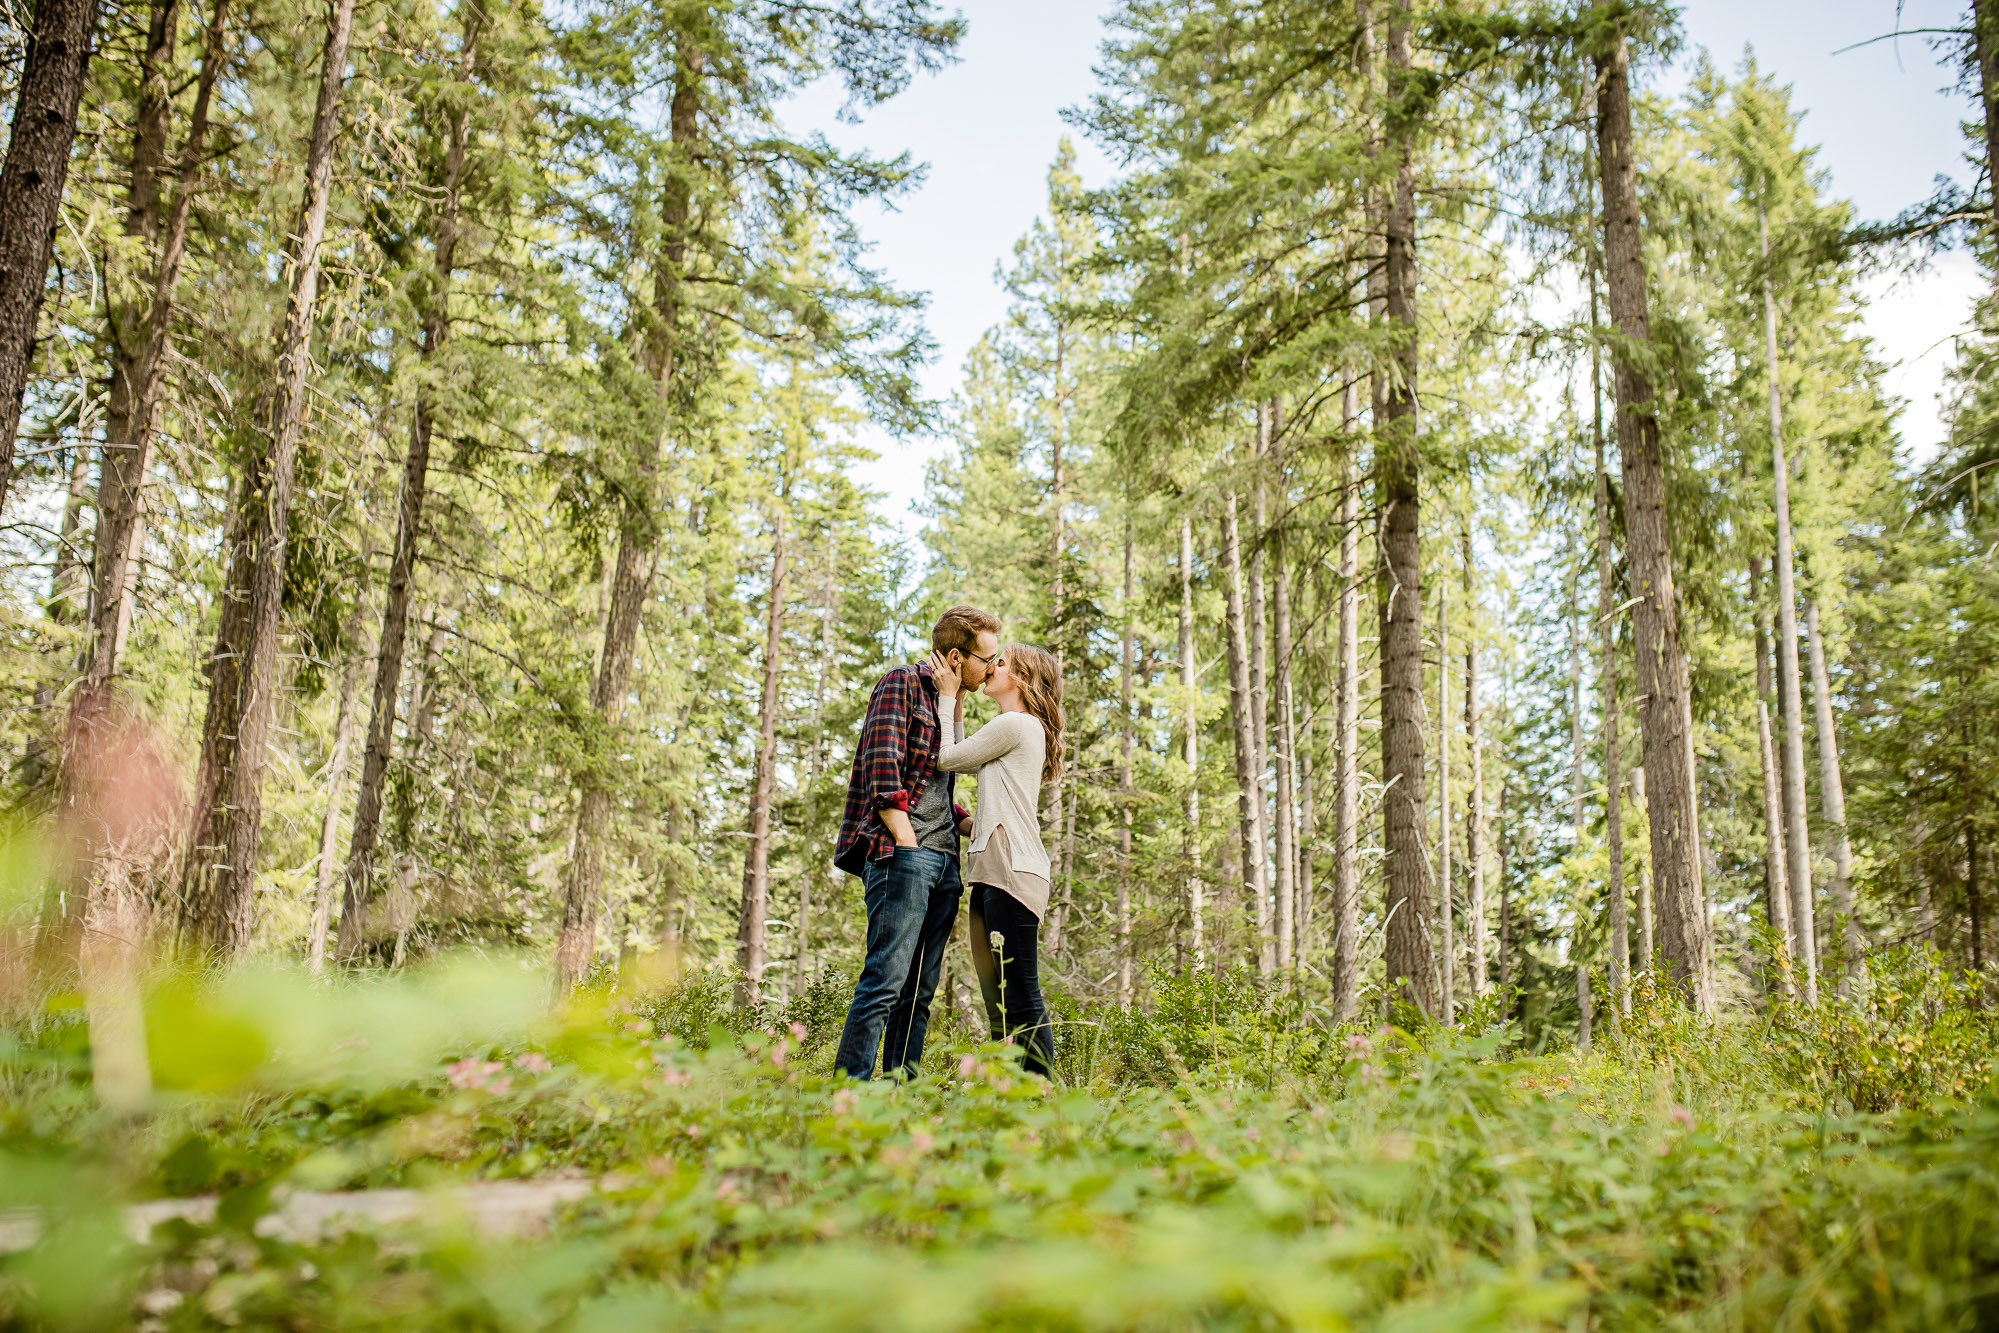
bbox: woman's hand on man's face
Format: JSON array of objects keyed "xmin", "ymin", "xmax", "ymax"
[{"xmin": 927, "ymin": 650, "xmax": 961, "ymax": 698}]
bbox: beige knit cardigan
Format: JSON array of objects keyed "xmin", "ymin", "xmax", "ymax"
[{"xmin": 934, "ymin": 707, "xmax": 1051, "ymax": 910}]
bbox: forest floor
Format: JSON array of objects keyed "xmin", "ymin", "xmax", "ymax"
[{"xmin": 2, "ymin": 956, "xmax": 1996, "ymax": 1330}]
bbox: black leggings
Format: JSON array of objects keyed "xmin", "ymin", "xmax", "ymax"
[{"xmin": 967, "ymin": 883, "xmax": 1054, "ymax": 1078}]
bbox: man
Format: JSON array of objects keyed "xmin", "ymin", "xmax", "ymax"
[{"xmin": 832, "ymin": 605, "xmax": 1003, "ymax": 1079}]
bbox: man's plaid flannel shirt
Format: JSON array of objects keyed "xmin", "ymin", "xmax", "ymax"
[{"xmin": 834, "ymin": 662, "xmax": 970, "ymax": 877}]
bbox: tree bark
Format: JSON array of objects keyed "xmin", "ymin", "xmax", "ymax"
[
  {"xmin": 1179, "ymin": 515, "xmax": 1202, "ymax": 966},
  {"xmin": 1297, "ymin": 710, "xmax": 1314, "ymax": 954},
  {"xmin": 1497, "ymin": 776, "xmax": 1512, "ymax": 999},
  {"xmin": 1968, "ymin": 822, "xmax": 1984, "ymax": 973},
  {"xmin": 1377, "ymin": 0, "xmax": 1432, "ymax": 1019},
  {"xmin": 49, "ymin": 446, "xmax": 92, "ymax": 621},
  {"xmin": 1577, "ymin": 964, "xmax": 1593, "ymax": 1051},
  {"xmin": 1804, "ymin": 599, "xmax": 1858, "ymax": 990},
  {"xmin": 0, "ymin": 0, "xmax": 102, "ymax": 498},
  {"xmin": 1750, "ymin": 555, "xmax": 1793, "ymax": 990},
  {"xmin": 92, "ymin": 0, "xmax": 182, "ymax": 662},
  {"xmin": 1759, "ymin": 204, "xmax": 1817, "ymax": 1006},
  {"xmin": 795, "ymin": 535, "xmax": 837, "ymax": 993},
  {"xmin": 338, "ymin": 33, "xmax": 475, "ymax": 959},
  {"xmin": 1975, "ymin": 0, "xmax": 1999, "ymax": 296},
  {"xmin": 310, "ymin": 599, "xmax": 367, "ymax": 975},
  {"xmin": 1592, "ymin": 288, "xmax": 1627, "ymax": 1017},
  {"xmin": 554, "ymin": 42, "xmax": 702, "ymax": 990},
  {"xmin": 1251, "ymin": 403, "xmax": 1275, "ymax": 973},
  {"xmin": 86, "ymin": 0, "xmax": 231, "ymax": 693},
  {"xmin": 179, "ymin": 0, "xmax": 358, "ymax": 958},
  {"xmin": 1221, "ymin": 493, "xmax": 1269, "ymax": 976},
  {"xmin": 737, "ymin": 497, "xmax": 787, "ymax": 1004},
  {"xmin": 1464, "ymin": 528, "xmax": 1484, "ymax": 999},
  {"xmin": 1632, "ymin": 762, "xmax": 1653, "ymax": 970},
  {"xmin": 1118, "ymin": 518, "xmax": 1135, "ymax": 1004},
  {"xmin": 1438, "ymin": 577, "xmax": 1453, "ymax": 1022},
  {"xmin": 1272, "ymin": 426, "xmax": 1297, "ymax": 974},
  {"xmin": 1594, "ymin": 33, "xmax": 1710, "ymax": 1012},
  {"xmin": 1042, "ymin": 339, "xmax": 1068, "ymax": 951},
  {"xmin": 1333, "ymin": 380, "xmax": 1361, "ymax": 1021},
  {"xmin": 1569, "ymin": 526, "xmax": 1587, "ymax": 1023},
  {"xmin": 1568, "ymin": 522, "xmax": 1585, "ymax": 852}
]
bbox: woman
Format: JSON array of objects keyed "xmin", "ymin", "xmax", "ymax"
[{"xmin": 929, "ymin": 643, "xmax": 1064, "ymax": 1078}]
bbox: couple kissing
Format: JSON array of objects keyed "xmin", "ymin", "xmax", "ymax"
[{"xmin": 830, "ymin": 606, "xmax": 1066, "ymax": 1081}]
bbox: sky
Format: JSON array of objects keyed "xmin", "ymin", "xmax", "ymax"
[{"xmin": 785, "ymin": 0, "xmax": 1985, "ymax": 541}]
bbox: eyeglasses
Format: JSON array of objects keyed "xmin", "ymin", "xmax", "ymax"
[{"xmin": 965, "ymin": 648, "xmax": 1000, "ymax": 669}]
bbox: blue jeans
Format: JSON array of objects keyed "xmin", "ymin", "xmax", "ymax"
[{"xmin": 834, "ymin": 846, "xmax": 962, "ymax": 1079}]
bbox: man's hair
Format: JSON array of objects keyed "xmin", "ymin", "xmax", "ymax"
[{"xmin": 931, "ymin": 605, "xmax": 1001, "ymax": 656}]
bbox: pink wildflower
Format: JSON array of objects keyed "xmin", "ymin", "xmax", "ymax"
[
  {"xmin": 515, "ymin": 1052, "xmax": 552, "ymax": 1074},
  {"xmin": 1669, "ymin": 1105, "xmax": 1695, "ymax": 1128},
  {"xmin": 447, "ymin": 1058, "xmax": 502, "ymax": 1091}
]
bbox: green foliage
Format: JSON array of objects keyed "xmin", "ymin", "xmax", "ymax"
[
  {"xmin": 1762, "ymin": 945, "xmax": 1998, "ymax": 1113},
  {"xmin": 4, "ymin": 959, "xmax": 1998, "ymax": 1330}
]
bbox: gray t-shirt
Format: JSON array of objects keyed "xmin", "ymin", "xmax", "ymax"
[{"xmin": 910, "ymin": 765, "xmax": 958, "ymax": 854}]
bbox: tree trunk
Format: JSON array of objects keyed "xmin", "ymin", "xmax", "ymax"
[
  {"xmin": 1221, "ymin": 494, "xmax": 1269, "ymax": 976},
  {"xmin": 1595, "ymin": 33, "xmax": 1710, "ymax": 1012},
  {"xmin": 1761, "ymin": 204, "xmax": 1818, "ymax": 1006},
  {"xmin": 1565, "ymin": 514, "xmax": 1586, "ymax": 1020},
  {"xmin": 1568, "ymin": 522, "xmax": 1585, "ymax": 850},
  {"xmin": 555, "ymin": 43, "xmax": 701, "ymax": 991},
  {"xmin": 1333, "ymin": 382, "xmax": 1361, "ymax": 1021},
  {"xmin": 1043, "ymin": 351, "xmax": 1068, "ymax": 952},
  {"xmin": 1272, "ymin": 445, "xmax": 1297, "ymax": 975},
  {"xmin": 1497, "ymin": 777, "xmax": 1512, "ymax": 999},
  {"xmin": 92, "ymin": 0, "xmax": 181, "ymax": 660},
  {"xmin": 1464, "ymin": 528, "xmax": 1484, "ymax": 999},
  {"xmin": 1805, "ymin": 599, "xmax": 1859, "ymax": 990},
  {"xmin": 737, "ymin": 499, "xmax": 786, "ymax": 1005},
  {"xmin": 1749, "ymin": 555, "xmax": 1793, "ymax": 990},
  {"xmin": 1251, "ymin": 403, "xmax": 1274, "ymax": 973},
  {"xmin": 1632, "ymin": 761, "xmax": 1654, "ymax": 970},
  {"xmin": 86, "ymin": 0, "xmax": 231, "ymax": 694},
  {"xmin": 1592, "ymin": 289, "xmax": 1628, "ymax": 1017},
  {"xmin": 310, "ymin": 601, "xmax": 367, "ymax": 975},
  {"xmin": 179, "ymin": 0, "xmax": 358, "ymax": 958},
  {"xmin": 1179, "ymin": 515, "xmax": 1202, "ymax": 966},
  {"xmin": 1298, "ymin": 710, "xmax": 1314, "ymax": 955},
  {"xmin": 1976, "ymin": 0, "xmax": 1999, "ymax": 296},
  {"xmin": 1377, "ymin": 0, "xmax": 1432, "ymax": 1019},
  {"xmin": 0, "ymin": 0, "xmax": 102, "ymax": 498},
  {"xmin": 796, "ymin": 536, "xmax": 836, "ymax": 992},
  {"xmin": 1438, "ymin": 577, "xmax": 1453, "ymax": 1022},
  {"xmin": 1118, "ymin": 519, "xmax": 1135, "ymax": 1004},
  {"xmin": 80, "ymin": 862, "xmax": 150, "ymax": 1110},
  {"xmin": 49, "ymin": 446, "xmax": 92, "ymax": 621},
  {"xmin": 1968, "ymin": 823, "xmax": 1984, "ymax": 973},
  {"xmin": 1577, "ymin": 964, "xmax": 1593, "ymax": 1051},
  {"xmin": 337, "ymin": 42, "xmax": 475, "ymax": 960}
]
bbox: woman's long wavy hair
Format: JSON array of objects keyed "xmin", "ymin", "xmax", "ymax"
[{"xmin": 1004, "ymin": 644, "xmax": 1065, "ymax": 784}]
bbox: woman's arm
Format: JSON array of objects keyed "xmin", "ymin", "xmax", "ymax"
[{"xmin": 936, "ymin": 711, "xmax": 1026, "ymax": 772}]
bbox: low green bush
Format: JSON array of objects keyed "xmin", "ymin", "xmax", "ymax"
[{"xmin": 0, "ymin": 951, "xmax": 1994, "ymax": 1330}]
